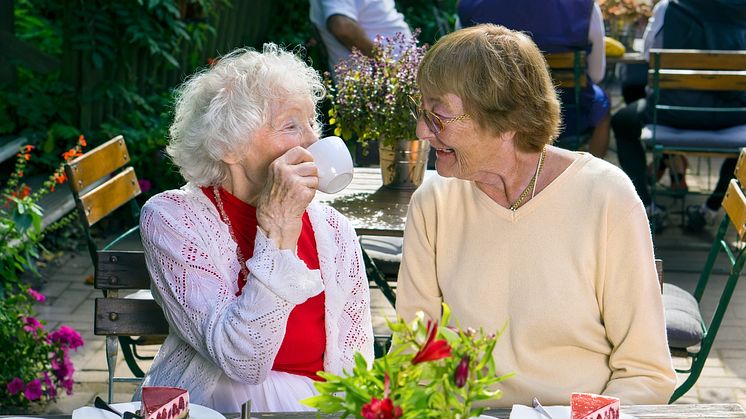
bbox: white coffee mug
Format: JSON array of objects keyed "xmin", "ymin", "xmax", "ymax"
[{"xmin": 307, "ymin": 136, "xmax": 354, "ymax": 194}]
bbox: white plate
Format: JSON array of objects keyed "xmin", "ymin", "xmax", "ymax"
[
  {"xmin": 114, "ymin": 402, "xmax": 225, "ymax": 419},
  {"xmin": 72, "ymin": 401, "xmax": 225, "ymax": 419},
  {"xmin": 510, "ymin": 405, "xmax": 637, "ymax": 419}
]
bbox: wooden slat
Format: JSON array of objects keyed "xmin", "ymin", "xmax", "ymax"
[
  {"xmin": 653, "ymin": 70, "xmax": 746, "ymax": 91},
  {"xmin": 723, "ymin": 180, "xmax": 746, "ymax": 240},
  {"xmin": 652, "ymin": 49, "xmax": 746, "ymax": 70},
  {"xmin": 95, "ymin": 250, "xmax": 150, "ymax": 290},
  {"xmin": 735, "ymin": 149, "xmax": 746, "ymax": 187},
  {"xmin": 551, "ymin": 71, "xmax": 588, "ymax": 88},
  {"xmin": 544, "ymin": 51, "xmax": 586, "ymax": 69},
  {"xmin": 0, "ymin": 136, "xmax": 26, "ymax": 163},
  {"xmin": 95, "ymin": 298, "xmax": 169, "ymax": 336},
  {"xmin": 79, "ymin": 167, "xmax": 140, "ymax": 226},
  {"xmin": 65, "ymin": 135, "xmax": 131, "ymax": 192}
]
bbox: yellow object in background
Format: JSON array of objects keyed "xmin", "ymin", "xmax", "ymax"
[{"xmin": 604, "ymin": 36, "xmax": 626, "ymax": 57}]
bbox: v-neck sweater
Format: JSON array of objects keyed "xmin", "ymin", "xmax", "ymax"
[{"xmin": 396, "ymin": 152, "xmax": 676, "ymax": 406}]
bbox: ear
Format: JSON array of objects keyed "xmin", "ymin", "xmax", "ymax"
[{"xmin": 221, "ymin": 152, "xmax": 240, "ymax": 165}]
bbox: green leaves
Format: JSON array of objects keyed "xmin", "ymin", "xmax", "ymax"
[{"xmin": 302, "ymin": 304, "xmax": 512, "ymax": 418}]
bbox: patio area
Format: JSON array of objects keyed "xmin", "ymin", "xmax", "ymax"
[{"xmin": 28, "ymin": 167, "xmax": 746, "ymax": 413}]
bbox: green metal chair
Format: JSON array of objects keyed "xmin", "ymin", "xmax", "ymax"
[
  {"xmin": 665, "ymin": 149, "xmax": 746, "ymax": 402},
  {"xmin": 545, "ymin": 50, "xmax": 592, "ymax": 151},
  {"xmin": 644, "ymin": 49, "xmax": 746, "ymax": 225}
]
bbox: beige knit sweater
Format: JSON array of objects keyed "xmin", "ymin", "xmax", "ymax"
[{"xmin": 396, "ymin": 153, "xmax": 676, "ymax": 406}]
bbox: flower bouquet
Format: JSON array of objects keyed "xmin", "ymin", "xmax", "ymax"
[
  {"xmin": 326, "ymin": 30, "xmax": 427, "ymax": 152},
  {"xmin": 303, "ymin": 304, "xmax": 512, "ymax": 418},
  {"xmin": 598, "ymin": 0, "xmax": 653, "ymax": 48}
]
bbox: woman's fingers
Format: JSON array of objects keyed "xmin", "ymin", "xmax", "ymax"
[{"xmin": 255, "ymin": 147, "xmax": 320, "ymax": 249}]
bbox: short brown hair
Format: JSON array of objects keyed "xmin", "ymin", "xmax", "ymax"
[{"xmin": 417, "ymin": 24, "xmax": 561, "ymax": 151}]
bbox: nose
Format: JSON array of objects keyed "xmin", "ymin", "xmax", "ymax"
[
  {"xmin": 302, "ymin": 131, "xmax": 318, "ymax": 149},
  {"xmin": 415, "ymin": 118, "xmax": 434, "ymax": 142}
]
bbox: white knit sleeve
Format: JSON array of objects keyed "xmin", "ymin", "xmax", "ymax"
[
  {"xmin": 327, "ymin": 208, "xmax": 375, "ymax": 373},
  {"xmin": 140, "ymin": 195, "xmax": 322, "ymax": 385}
]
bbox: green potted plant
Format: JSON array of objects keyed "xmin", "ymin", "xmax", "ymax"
[
  {"xmin": 326, "ymin": 30, "xmax": 430, "ymax": 189},
  {"xmin": 598, "ymin": 0, "xmax": 653, "ymax": 49},
  {"xmin": 302, "ymin": 304, "xmax": 512, "ymax": 418}
]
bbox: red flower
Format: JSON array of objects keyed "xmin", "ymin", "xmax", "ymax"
[
  {"xmin": 78, "ymin": 135, "xmax": 87, "ymax": 147},
  {"xmin": 23, "ymin": 145, "xmax": 34, "ymax": 152},
  {"xmin": 454, "ymin": 355, "xmax": 470, "ymax": 388},
  {"xmin": 411, "ymin": 320, "xmax": 452, "ymax": 365},
  {"xmin": 361, "ymin": 397, "xmax": 402, "ymax": 419}
]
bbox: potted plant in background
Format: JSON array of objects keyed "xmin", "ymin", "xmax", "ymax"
[
  {"xmin": 326, "ymin": 30, "xmax": 429, "ymax": 189},
  {"xmin": 598, "ymin": 0, "xmax": 653, "ymax": 49}
]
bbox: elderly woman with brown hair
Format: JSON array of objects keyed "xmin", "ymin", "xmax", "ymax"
[
  {"xmin": 134, "ymin": 44, "xmax": 373, "ymax": 413},
  {"xmin": 396, "ymin": 24, "xmax": 676, "ymax": 406}
]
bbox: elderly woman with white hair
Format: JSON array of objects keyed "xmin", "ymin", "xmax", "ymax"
[{"xmin": 134, "ymin": 44, "xmax": 374, "ymax": 413}]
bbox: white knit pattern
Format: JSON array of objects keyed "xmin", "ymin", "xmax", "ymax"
[{"xmin": 133, "ymin": 183, "xmax": 373, "ymax": 412}]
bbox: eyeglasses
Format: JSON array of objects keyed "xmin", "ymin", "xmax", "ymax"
[{"xmin": 408, "ymin": 96, "xmax": 471, "ymax": 135}]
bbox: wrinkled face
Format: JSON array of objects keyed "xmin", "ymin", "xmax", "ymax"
[
  {"xmin": 415, "ymin": 93, "xmax": 498, "ymax": 180},
  {"xmin": 236, "ymin": 96, "xmax": 318, "ymax": 186}
]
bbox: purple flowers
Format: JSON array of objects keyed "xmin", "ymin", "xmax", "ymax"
[
  {"xmin": 49, "ymin": 325, "xmax": 85, "ymax": 350},
  {"xmin": 2, "ymin": 286, "xmax": 84, "ymax": 408},
  {"xmin": 327, "ymin": 29, "xmax": 427, "ymax": 150},
  {"xmin": 7, "ymin": 377, "xmax": 24, "ymax": 395},
  {"xmin": 454, "ymin": 355, "xmax": 470, "ymax": 388},
  {"xmin": 28, "ymin": 288, "xmax": 46, "ymax": 302}
]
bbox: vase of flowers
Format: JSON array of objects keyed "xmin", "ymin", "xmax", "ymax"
[
  {"xmin": 302, "ymin": 304, "xmax": 512, "ymax": 418},
  {"xmin": 598, "ymin": 0, "xmax": 653, "ymax": 49},
  {"xmin": 326, "ymin": 30, "xmax": 429, "ymax": 189}
]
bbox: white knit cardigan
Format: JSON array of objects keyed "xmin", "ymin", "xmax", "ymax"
[{"xmin": 133, "ymin": 183, "xmax": 374, "ymax": 409}]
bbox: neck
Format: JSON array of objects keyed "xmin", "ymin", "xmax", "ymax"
[
  {"xmin": 222, "ymin": 165, "xmax": 263, "ymax": 206},
  {"xmin": 475, "ymin": 147, "xmax": 545, "ymax": 206}
]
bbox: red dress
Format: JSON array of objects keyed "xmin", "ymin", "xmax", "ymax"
[{"xmin": 203, "ymin": 187, "xmax": 326, "ymax": 381}]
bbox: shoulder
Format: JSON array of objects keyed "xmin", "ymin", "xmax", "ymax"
[
  {"xmin": 571, "ymin": 153, "xmax": 641, "ymax": 203},
  {"xmin": 141, "ymin": 184, "xmax": 216, "ymax": 227},
  {"xmin": 411, "ymin": 175, "xmax": 474, "ymax": 210}
]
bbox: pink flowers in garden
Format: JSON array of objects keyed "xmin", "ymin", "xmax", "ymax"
[{"xmin": 2, "ymin": 286, "xmax": 84, "ymax": 407}]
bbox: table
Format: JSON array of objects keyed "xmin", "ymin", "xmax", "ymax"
[
  {"xmin": 9, "ymin": 403, "xmax": 746, "ymax": 418},
  {"xmin": 314, "ymin": 167, "xmax": 435, "ymax": 237},
  {"xmin": 245, "ymin": 403, "xmax": 746, "ymax": 418},
  {"xmin": 607, "ymin": 51, "xmax": 646, "ymax": 65}
]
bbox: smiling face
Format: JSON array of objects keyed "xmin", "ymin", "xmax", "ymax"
[{"xmin": 416, "ymin": 93, "xmax": 505, "ymax": 180}]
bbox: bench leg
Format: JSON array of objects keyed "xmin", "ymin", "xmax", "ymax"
[{"xmin": 106, "ymin": 336, "xmax": 118, "ymax": 403}]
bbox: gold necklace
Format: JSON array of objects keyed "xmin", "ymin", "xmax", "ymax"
[
  {"xmin": 509, "ymin": 147, "xmax": 547, "ymax": 211},
  {"xmin": 213, "ymin": 186, "xmax": 250, "ymax": 280}
]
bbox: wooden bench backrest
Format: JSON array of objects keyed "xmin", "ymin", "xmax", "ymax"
[
  {"xmin": 545, "ymin": 51, "xmax": 588, "ymax": 88},
  {"xmin": 95, "ymin": 298, "xmax": 169, "ymax": 337},
  {"xmin": 649, "ymin": 49, "xmax": 746, "ymax": 91},
  {"xmin": 94, "ymin": 250, "xmax": 165, "ymax": 337},
  {"xmin": 723, "ymin": 149, "xmax": 746, "ymax": 241},
  {"xmin": 64, "ymin": 135, "xmax": 141, "ymax": 227}
]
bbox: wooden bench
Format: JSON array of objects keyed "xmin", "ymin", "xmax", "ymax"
[
  {"xmin": 64, "ymin": 135, "xmax": 165, "ymax": 402},
  {"xmin": 544, "ymin": 50, "xmax": 591, "ymax": 151}
]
